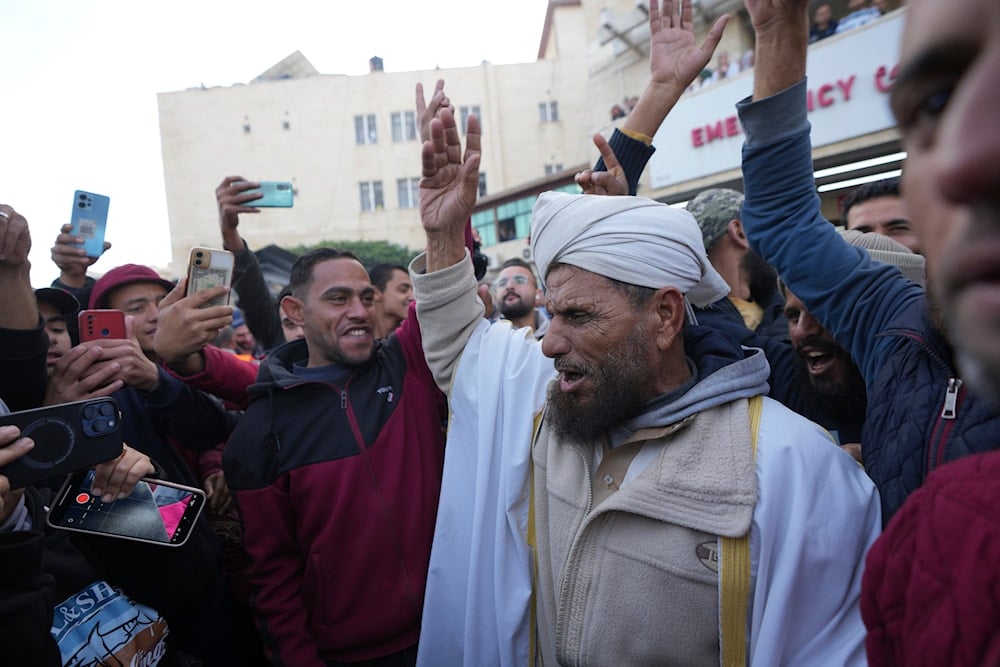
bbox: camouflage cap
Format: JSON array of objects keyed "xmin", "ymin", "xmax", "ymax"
[{"xmin": 685, "ymin": 188, "xmax": 745, "ymax": 252}]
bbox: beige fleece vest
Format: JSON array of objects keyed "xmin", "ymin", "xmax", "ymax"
[{"xmin": 532, "ymin": 398, "xmax": 758, "ymax": 667}]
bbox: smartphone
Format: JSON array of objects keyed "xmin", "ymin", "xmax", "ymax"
[
  {"xmin": 185, "ymin": 246, "xmax": 234, "ymax": 308},
  {"xmin": 48, "ymin": 470, "xmax": 205, "ymax": 547},
  {"xmin": 0, "ymin": 397, "xmax": 123, "ymax": 489},
  {"xmin": 69, "ymin": 190, "xmax": 111, "ymax": 259},
  {"xmin": 245, "ymin": 181, "xmax": 294, "ymax": 207},
  {"xmin": 78, "ymin": 309, "xmax": 127, "ymax": 342}
]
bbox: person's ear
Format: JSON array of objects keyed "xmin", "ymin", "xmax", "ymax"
[
  {"xmin": 653, "ymin": 287, "xmax": 686, "ymax": 351},
  {"xmin": 281, "ymin": 295, "xmax": 306, "ymax": 327},
  {"xmin": 728, "ymin": 219, "xmax": 749, "ymax": 250}
]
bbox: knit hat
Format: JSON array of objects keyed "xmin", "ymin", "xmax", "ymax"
[
  {"xmin": 839, "ymin": 229, "xmax": 926, "ymax": 287},
  {"xmin": 685, "ymin": 188, "xmax": 745, "ymax": 252},
  {"xmin": 35, "ymin": 287, "xmax": 80, "ymax": 317},
  {"xmin": 89, "ymin": 264, "xmax": 174, "ymax": 309}
]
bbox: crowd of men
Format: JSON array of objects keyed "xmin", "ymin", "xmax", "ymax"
[{"xmin": 0, "ymin": 0, "xmax": 998, "ymax": 664}]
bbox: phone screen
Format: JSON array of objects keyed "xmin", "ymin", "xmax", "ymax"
[{"xmin": 51, "ymin": 470, "xmax": 203, "ymax": 546}]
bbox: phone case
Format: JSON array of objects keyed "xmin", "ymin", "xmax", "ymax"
[
  {"xmin": 0, "ymin": 398, "xmax": 123, "ymax": 489},
  {"xmin": 78, "ymin": 309, "xmax": 127, "ymax": 342},
  {"xmin": 48, "ymin": 470, "xmax": 205, "ymax": 547},
  {"xmin": 69, "ymin": 190, "xmax": 110, "ymax": 258},
  {"xmin": 186, "ymin": 247, "xmax": 234, "ymax": 308},
  {"xmin": 247, "ymin": 181, "xmax": 294, "ymax": 207}
]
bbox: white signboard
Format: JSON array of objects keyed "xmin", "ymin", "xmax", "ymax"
[{"xmin": 649, "ymin": 13, "xmax": 904, "ymax": 189}]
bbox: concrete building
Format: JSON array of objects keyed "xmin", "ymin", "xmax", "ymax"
[{"xmin": 157, "ymin": 0, "xmax": 904, "ymax": 279}]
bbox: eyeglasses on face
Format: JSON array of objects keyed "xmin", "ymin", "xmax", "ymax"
[{"xmin": 494, "ymin": 275, "xmax": 531, "ymax": 288}]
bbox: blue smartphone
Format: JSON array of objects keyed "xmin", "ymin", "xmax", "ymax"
[
  {"xmin": 69, "ymin": 190, "xmax": 110, "ymax": 258},
  {"xmin": 246, "ymin": 181, "xmax": 294, "ymax": 207}
]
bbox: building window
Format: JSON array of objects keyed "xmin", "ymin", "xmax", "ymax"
[
  {"xmin": 460, "ymin": 105, "xmax": 481, "ymax": 135},
  {"xmin": 472, "ymin": 210, "xmax": 497, "ymax": 247},
  {"xmin": 397, "ymin": 177, "xmax": 420, "ymax": 209},
  {"xmin": 538, "ymin": 101, "xmax": 559, "ymax": 123},
  {"xmin": 544, "ymin": 163, "xmax": 564, "ymax": 175},
  {"xmin": 391, "ymin": 111, "xmax": 417, "ymax": 142},
  {"xmin": 359, "ymin": 181, "xmax": 384, "ymax": 212},
  {"xmin": 478, "ymin": 173, "xmax": 488, "ymax": 197},
  {"xmin": 354, "ymin": 114, "xmax": 377, "ymax": 145}
]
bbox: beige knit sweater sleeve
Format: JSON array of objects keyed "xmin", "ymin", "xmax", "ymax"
[{"xmin": 410, "ymin": 250, "xmax": 486, "ymax": 395}]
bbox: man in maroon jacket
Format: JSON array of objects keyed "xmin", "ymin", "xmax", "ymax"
[{"xmin": 222, "ymin": 248, "xmax": 447, "ymax": 666}]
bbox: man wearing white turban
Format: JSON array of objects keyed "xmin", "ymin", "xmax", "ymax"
[{"xmin": 409, "ymin": 2, "xmax": 880, "ymax": 666}]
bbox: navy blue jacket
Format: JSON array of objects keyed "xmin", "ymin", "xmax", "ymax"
[{"xmin": 737, "ymin": 80, "xmax": 1000, "ymax": 523}]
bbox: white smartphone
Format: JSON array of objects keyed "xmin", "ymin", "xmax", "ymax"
[
  {"xmin": 185, "ymin": 246, "xmax": 235, "ymax": 308},
  {"xmin": 47, "ymin": 469, "xmax": 206, "ymax": 547}
]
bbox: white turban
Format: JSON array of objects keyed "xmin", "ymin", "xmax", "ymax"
[{"xmin": 530, "ymin": 192, "xmax": 730, "ymax": 307}]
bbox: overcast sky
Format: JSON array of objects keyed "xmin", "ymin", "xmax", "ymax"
[{"xmin": 1, "ymin": 0, "xmax": 548, "ymax": 287}]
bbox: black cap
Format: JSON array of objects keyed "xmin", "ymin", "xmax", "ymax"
[{"xmin": 35, "ymin": 287, "xmax": 80, "ymax": 317}]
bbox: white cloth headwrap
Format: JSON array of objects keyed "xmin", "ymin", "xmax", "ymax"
[{"xmin": 530, "ymin": 192, "xmax": 730, "ymax": 308}]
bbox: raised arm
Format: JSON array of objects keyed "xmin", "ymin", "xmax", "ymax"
[
  {"xmin": 419, "ymin": 107, "xmax": 481, "ymax": 272},
  {"xmin": 626, "ymin": 0, "xmax": 730, "ymax": 138},
  {"xmin": 744, "ymin": 0, "xmax": 808, "ymax": 100},
  {"xmin": 737, "ymin": 0, "xmax": 920, "ymax": 383},
  {"xmin": 0, "ymin": 206, "xmax": 48, "ymax": 411},
  {"xmin": 216, "ymin": 176, "xmax": 284, "ymax": 350},
  {"xmin": 586, "ymin": 0, "xmax": 730, "ymax": 194}
]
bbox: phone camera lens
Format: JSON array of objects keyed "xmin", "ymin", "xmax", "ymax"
[
  {"xmin": 100, "ymin": 328, "xmax": 110, "ymax": 336},
  {"xmin": 92, "ymin": 420, "xmax": 109, "ymax": 433},
  {"xmin": 77, "ymin": 202, "xmax": 86, "ymax": 209},
  {"xmin": 99, "ymin": 403, "xmax": 114, "ymax": 416},
  {"xmin": 83, "ymin": 405, "xmax": 98, "ymax": 419},
  {"xmin": 196, "ymin": 252, "xmax": 204, "ymax": 257}
]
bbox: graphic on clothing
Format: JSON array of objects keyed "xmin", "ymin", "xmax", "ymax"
[
  {"xmin": 57, "ymin": 470, "xmax": 195, "ymax": 543},
  {"xmin": 697, "ymin": 541, "xmax": 720, "ymax": 572},
  {"xmin": 51, "ymin": 580, "xmax": 169, "ymax": 666}
]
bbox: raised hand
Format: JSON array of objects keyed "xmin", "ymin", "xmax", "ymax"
[
  {"xmin": 647, "ymin": 0, "xmax": 730, "ymax": 95},
  {"xmin": 154, "ymin": 278, "xmax": 233, "ymax": 373},
  {"xmin": 416, "ymin": 79, "xmax": 454, "ymax": 144},
  {"xmin": 576, "ymin": 133, "xmax": 629, "ymax": 196},
  {"xmin": 419, "ymin": 107, "xmax": 481, "ymax": 272},
  {"xmin": 43, "ymin": 344, "xmax": 125, "ymax": 406},
  {"xmin": 51, "ymin": 223, "xmax": 110, "ymax": 285},
  {"xmin": 216, "ymin": 176, "xmax": 264, "ymax": 252},
  {"xmin": 742, "ymin": 0, "xmax": 810, "ymax": 36}
]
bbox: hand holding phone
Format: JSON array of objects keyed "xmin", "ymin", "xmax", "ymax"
[
  {"xmin": 78, "ymin": 309, "xmax": 126, "ymax": 342},
  {"xmin": 185, "ymin": 247, "xmax": 234, "ymax": 308},
  {"xmin": 48, "ymin": 469, "xmax": 206, "ymax": 547},
  {"xmin": 69, "ymin": 190, "xmax": 110, "ymax": 259},
  {"xmin": 0, "ymin": 398, "xmax": 124, "ymax": 490},
  {"xmin": 243, "ymin": 181, "xmax": 294, "ymax": 208}
]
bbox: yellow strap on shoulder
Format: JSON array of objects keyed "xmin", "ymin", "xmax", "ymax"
[
  {"xmin": 720, "ymin": 395, "xmax": 762, "ymax": 667},
  {"xmin": 528, "ymin": 412, "xmax": 544, "ymax": 666}
]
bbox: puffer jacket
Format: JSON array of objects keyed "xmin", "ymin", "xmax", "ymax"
[
  {"xmin": 861, "ymin": 450, "xmax": 1000, "ymax": 666},
  {"xmin": 737, "ymin": 80, "xmax": 1000, "ymax": 523},
  {"xmin": 864, "ymin": 301, "xmax": 1000, "ymax": 521}
]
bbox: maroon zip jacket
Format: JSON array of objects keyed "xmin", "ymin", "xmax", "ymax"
[
  {"xmin": 861, "ymin": 450, "xmax": 1000, "ymax": 666},
  {"xmin": 223, "ymin": 307, "xmax": 446, "ymax": 666}
]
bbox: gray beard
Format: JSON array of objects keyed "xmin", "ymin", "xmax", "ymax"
[{"xmin": 544, "ymin": 326, "xmax": 655, "ymax": 443}]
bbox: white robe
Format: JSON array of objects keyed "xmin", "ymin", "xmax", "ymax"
[{"xmin": 414, "ymin": 261, "xmax": 881, "ymax": 667}]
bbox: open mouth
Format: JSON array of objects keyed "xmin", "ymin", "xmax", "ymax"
[
  {"xmin": 802, "ymin": 349, "xmax": 834, "ymax": 376},
  {"xmin": 343, "ymin": 327, "xmax": 372, "ymax": 338},
  {"xmin": 555, "ymin": 363, "xmax": 591, "ymax": 393}
]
